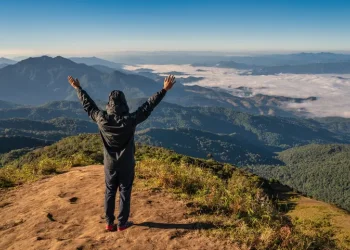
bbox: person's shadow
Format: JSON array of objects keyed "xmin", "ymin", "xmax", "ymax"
[{"xmin": 135, "ymin": 222, "xmax": 216, "ymax": 230}]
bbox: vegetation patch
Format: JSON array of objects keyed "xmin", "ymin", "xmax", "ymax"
[
  {"xmin": 0, "ymin": 134, "xmax": 347, "ymax": 249},
  {"xmin": 248, "ymin": 144, "xmax": 350, "ymax": 211}
]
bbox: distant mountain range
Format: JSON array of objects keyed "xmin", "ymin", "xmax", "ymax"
[
  {"xmin": 135, "ymin": 127, "xmax": 279, "ymax": 165},
  {"xmin": 0, "ymin": 57, "xmax": 17, "ymax": 69},
  {"xmin": 0, "ymin": 56, "xmax": 160, "ymax": 105},
  {"xmin": 0, "ymin": 57, "xmax": 16, "ymax": 65},
  {"xmin": 2, "ymin": 99, "xmax": 346, "ymax": 149},
  {"xmin": 196, "ymin": 60, "xmax": 350, "ymax": 75},
  {"xmin": 0, "ymin": 64, "xmax": 9, "ymax": 69},
  {"xmin": 315, "ymin": 117, "xmax": 350, "ymax": 135},
  {"xmin": 250, "ymin": 61, "xmax": 350, "ymax": 75},
  {"xmin": 0, "ymin": 136, "xmax": 50, "ymax": 154},
  {"xmin": 192, "ymin": 52, "xmax": 350, "ymax": 74},
  {"xmin": 69, "ymin": 56, "xmax": 124, "ymax": 69},
  {"xmin": 0, "ymin": 117, "xmax": 97, "ymax": 141},
  {"xmin": 193, "ymin": 52, "xmax": 350, "ymax": 68},
  {"xmin": 0, "ymin": 99, "xmax": 349, "ymax": 165},
  {"xmin": 0, "ymin": 116, "xmax": 97, "ymax": 154},
  {"xmin": 0, "ymin": 56, "xmax": 319, "ymax": 117},
  {"xmin": 0, "ymin": 100, "xmax": 21, "ymax": 109}
]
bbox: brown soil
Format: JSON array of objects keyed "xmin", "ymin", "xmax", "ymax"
[{"xmin": 0, "ymin": 165, "xmax": 236, "ymax": 250}]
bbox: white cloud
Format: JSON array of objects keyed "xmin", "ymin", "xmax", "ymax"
[{"xmin": 123, "ymin": 64, "xmax": 350, "ymax": 118}]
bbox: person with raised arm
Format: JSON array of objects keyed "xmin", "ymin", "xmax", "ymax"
[{"xmin": 68, "ymin": 75, "xmax": 176, "ymax": 231}]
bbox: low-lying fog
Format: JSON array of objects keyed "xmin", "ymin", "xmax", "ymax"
[{"xmin": 124, "ymin": 64, "xmax": 350, "ymax": 118}]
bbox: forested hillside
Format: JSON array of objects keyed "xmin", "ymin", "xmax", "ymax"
[
  {"xmin": 135, "ymin": 128, "xmax": 280, "ymax": 165},
  {"xmin": 0, "ymin": 136, "xmax": 50, "ymax": 155},
  {"xmin": 0, "ymin": 118, "xmax": 97, "ymax": 141},
  {"xmin": 247, "ymin": 144, "xmax": 350, "ymax": 211},
  {"xmin": 0, "ymin": 101, "xmax": 349, "ymax": 167},
  {"xmin": 1, "ymin": 100, "xmax": 347, "ymax": 149}
]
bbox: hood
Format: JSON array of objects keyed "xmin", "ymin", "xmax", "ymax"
[{"xmin": 106, "ymin": 90, "xmax": 129, "ymax": 116}]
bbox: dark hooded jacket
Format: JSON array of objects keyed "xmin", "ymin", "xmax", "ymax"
[{"xmin": 76, "ymin": 87, "xmax": 167, "ymax": 169}]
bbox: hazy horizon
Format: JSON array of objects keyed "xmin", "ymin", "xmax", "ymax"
[{"xmin": 3, "ymin": 50, "xmax": 350, "ymax": 62}]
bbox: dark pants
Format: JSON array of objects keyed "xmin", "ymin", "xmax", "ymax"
[{"xmin": 104, "ymin": 163, "xmax": 135, "ymax": 226}]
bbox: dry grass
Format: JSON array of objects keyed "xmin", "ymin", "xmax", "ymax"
[{"xmin": 135, "ymin": 158, "xmax": 342, "ymax": 250}]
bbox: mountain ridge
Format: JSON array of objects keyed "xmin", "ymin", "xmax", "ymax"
[{"xmin": 0, "ymin": 56, "xmax": 319, "ymax": 117}]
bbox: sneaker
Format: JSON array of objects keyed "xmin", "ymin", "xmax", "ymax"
[
  {"xmin": 106, "ymin": 224, "xmax": 117, "ymax": 232},
  {"xmin": 118, "ymin": 221, "xmax": 134, "ymax": 231}
]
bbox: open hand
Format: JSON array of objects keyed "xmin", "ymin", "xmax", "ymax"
[
  {"xmin": 163, "ymin": 75, "xmax": 176, "ymax": 91},
  {"xmin": 68, "ymin": 76, "xmax": 81, "ymax": 89}
]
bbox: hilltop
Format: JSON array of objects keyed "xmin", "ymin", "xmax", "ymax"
[
  {"xmin": 0, "ymin": 165, "xmax": 233, "ymax": 250},
  {"xmin": 1, "ymin": 134, "xmax": 349, "ymax": 249}
]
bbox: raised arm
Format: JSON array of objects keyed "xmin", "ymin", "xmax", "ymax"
[
  {"xmin": 68, "ymin": 76, "xmax": 101, "ymax": 122},
  {"xmin": 131, "ymin": 75, "xmax": 176, "ymax": 125}
]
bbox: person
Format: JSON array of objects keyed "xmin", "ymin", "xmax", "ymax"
[{"xmin": 67, "ymin": 74, "xmax": 176, "ymax": 231}]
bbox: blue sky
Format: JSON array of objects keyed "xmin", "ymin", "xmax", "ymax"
[{"xmin": 1, "ymin": 0, "xmax": 350, "ymax": 57}]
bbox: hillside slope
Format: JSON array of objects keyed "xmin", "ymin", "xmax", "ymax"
[
  {"xmin": 135, "ymin": 127, "xmax": 279, "ymax": 165},
  {"xmin": 1, "ymin": 134, "xmax": 350, "ymax": 249},
  {"xmin": 0, "ymin": 165, "xmax": 233, "ymax": 250},
  {"xmin": 248, "ymin": 144, "xmax": 350, "ymax": 211},
  {"xmin": 1, "ymin": 101, "xmax": 348, "ymax": 151},
  {"xmin": 1, "ymin": 164, "xmax": 350, "ymax": 250}
]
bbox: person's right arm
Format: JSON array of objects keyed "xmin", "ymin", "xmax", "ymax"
[{"xmin": 131, "ymin": 75, "xmax": 176, "ymax": 125}]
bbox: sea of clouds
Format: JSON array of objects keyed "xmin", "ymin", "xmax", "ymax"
[{"xmin": 124, "ymin": 64, "xmax": 350, "ymax": 118}]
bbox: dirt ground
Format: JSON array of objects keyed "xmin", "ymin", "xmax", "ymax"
[{"xmin": 0, "ymin": 165, "xmax": 236, "ymax": 250}]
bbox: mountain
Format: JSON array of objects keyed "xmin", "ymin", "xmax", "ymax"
[
  {"xmin": 133, "ymin": 105, "xmax": 348, "ymax": 150},
  {"xmin": 0, "ymin": 118, "xmax": 97, "ymax": 141},
  {"xmin": 192, "ymin": 52, "xmax": 350, "ymax": 68},
  {"xmin": 92, "ymin": 64, "xmax": 119, "ymax": 73},
  {"xmin": 0, "ymin": 104, "xmax": 88, "ymax": 121},
  {"xmin": 250, "ymin": 61, "xmax": 350, "ymax": 75},
  {"xmin": 0, "ymin": 56, "xmax": 103, "ymax": 105},
  {"xmin": 135, "ymin": 127, "xmax": 280, "ymax": 166},
  {"xmin": 0, "ymin": 56, "xmax": 165, "ymax": 105},
  {"xmin": 0, "ymin": 100, "xmax": 21, "ymax": 109},
  {"xmin": 0, "ymin": 57, "xmax": 16, "ymax": 65},
  {"xmin": 0, "ymin": 56, "xmax": 318, "ymax": 117},
  {"xmin": 1, "ymin": 100, "xmax": 347, "ymax": 150},
  {"xmin": 0, "ymin": 58, "xmax": 16, "ymax": 69},
  {"xmin": 193, "ymin": 61, "xmax": 253, "ymax": 69},
  {"xmin": 316, "ymin": 117, "xmax": 350, "ymax": 135},
  {"xmin": 0, "ymin": 100, "xmax": 347, "ymax": 152},
  {"xmin": 69, "ymin": 56, "xmax": 124, "ymax": 69},
  {"xmin": 216, "ymin": 61, "xmax": 253, "ymax": 69},
  {"xmin": 191, "ymin": 53, "xmax": 350, "ymax": 73},
  {"xmin": 39, "ymin": 100, "xmax": 88, "ymax": 110},
  {"xmin": 247, "ymin": 144, "xmax": 350, "ymax": 211},
  {"xmin": 106, "ymin": 51, "xmax": 350, "ymax": 66},
  {"xmin": 167, "ymin": 85, "xmax": 315, "ymax": 117},
  {"xmin": 0, "ymin": 136, "xmax": 51, "ymax": 154},
  {"xmin": 0, "ymin": 101, "xmax": 348, "ymax": 172}
]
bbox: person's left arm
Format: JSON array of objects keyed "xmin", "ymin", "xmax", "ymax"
[{"xmin": 68, "ymin": 76, "xmax": 101, "ymax": 122}]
